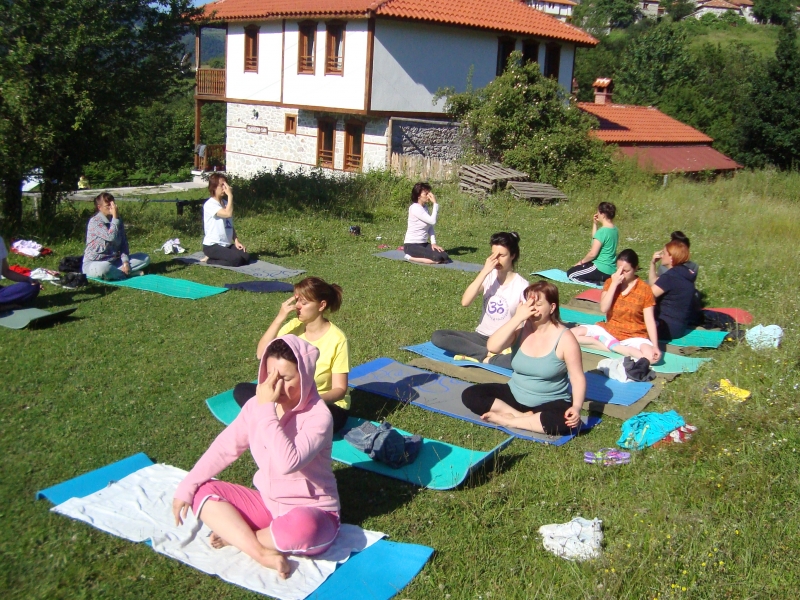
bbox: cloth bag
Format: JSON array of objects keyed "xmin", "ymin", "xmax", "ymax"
[{"xmin": 344, "ymin": 421, "xmax": 423, "ymax": 468}]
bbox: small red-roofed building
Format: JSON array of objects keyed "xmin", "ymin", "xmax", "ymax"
[
  {"xmin": 690, "ymin": 0, "xmax": 746, "ymax": 19},
  {"xmin": 578, "ymin": 79, "xmax": 742, "ymax": 175},
  {"xmin": 191, "ymin": 0, "xmax": 597, "ymax": 177}
]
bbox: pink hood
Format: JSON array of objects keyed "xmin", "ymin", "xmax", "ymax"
[{"xmin": 175, "ymin": 335, "xmax": 339, "ymax": 516}]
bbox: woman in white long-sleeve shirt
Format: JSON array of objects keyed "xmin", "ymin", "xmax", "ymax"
[{"xmin": 403, "ymin": 182, "xmax": 450, "ymax": 264}]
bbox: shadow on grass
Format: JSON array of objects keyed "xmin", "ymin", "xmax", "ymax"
[
  {"xmin": 38, "ymin": 286, "xmax": 116, "ymax": 310},
  {"xmin": 444, "ymin": 246, "xmax": 479, "ymax": 257},
  {"xmin": 336, "ymin": 465, "xmax": 419, "ymax": 525},
  {"xmin": 464, "ymin": 452, "xmax": 526, "ymax": 489}
]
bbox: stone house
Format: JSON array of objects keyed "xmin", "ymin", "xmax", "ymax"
[
  {"xmin": 192, "ymin": 0, "xmax": 597, "ymax": 178},
  {"xmin": 525, "ymin": 0, "xmax": 577, "ymax": 22}
]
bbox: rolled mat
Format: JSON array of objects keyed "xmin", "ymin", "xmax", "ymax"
[
  {"xmin": 224, "ymin": 281, "xmax": 295, "ymax": 293},
  {"xmin": 374, "ymin": 250, "xmax": 484, "ymax": 272},
  {"xmin": 175, "ymin": 252, "xmax": 305, "ymax": 280},
  {"xmin": 37, "ymin": 455, "xmax": 433, "ymax": 600},
  {"xmin": 205, "ymin": 392, "xmax": 513, "ymax": 489},
  {"xmin": 581, "ymin": 347, "xmax": 710, "ymax": 373},
  {"xmin": 89, "ymin": 274, "xmax": 227, "ymax": 299},
  {"xmin": 0, "ymin": 306, "xmax": 76, "ymax": 330},
  {"xmin": 402, "ymin": 342, "xmax": 652, "ymax": 407},
  {"xmin": 532, "ymin": 269, "xmax": 603, "ymax": 289},
  {"xmin": 349, "ymin": 358, "xmax": 600, "ymax": 445}
]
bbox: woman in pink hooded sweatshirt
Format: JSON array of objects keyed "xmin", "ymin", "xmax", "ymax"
[{"xmin": 172, "ymin": 335, "xmax": 340, "ymax": 578}]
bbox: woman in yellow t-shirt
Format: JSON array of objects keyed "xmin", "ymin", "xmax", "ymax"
[{"xmin": 233, "ymin": 277, "xmax": 351, "ymax": 432}]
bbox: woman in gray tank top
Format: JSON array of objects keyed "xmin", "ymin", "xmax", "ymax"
[{"xmin": 461, "ymin": 281, "xmax": 586, "ymax": 435}]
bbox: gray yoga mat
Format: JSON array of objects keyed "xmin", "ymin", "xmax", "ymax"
[
  {"xmin": 0, "ymin": 306, "xmax": 77, "ymax": 330},
  {"xmin": 175, "ymin": 252, "xmax": 305, "ymax": 280},
  {"xmin": 375, "ymin": 250, "xmax": 484, "ymax": 273}
]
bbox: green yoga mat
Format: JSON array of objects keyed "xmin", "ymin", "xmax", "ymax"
[
  {"xmin": 206, "ymin": 390, "xmax": 512, "ymax": 490},
  {"xmin": 560, "ymin": 307, "xmax": 605, "ymax": 325},
  {"xmin": 0, "ymin": 306, "xmax": 77, "ymax": 330},
  {"xmin": 581, "ymin": 347, "xmax": 710, "ymax": 373},
  {"xmin": 89, "ymin": 274, "xmax": 227, "ymax": 300}
]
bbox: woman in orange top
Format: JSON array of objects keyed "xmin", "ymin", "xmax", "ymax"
[{"xmin": 571, "ymin": 249, "xmax": 661, "ymax": 363}]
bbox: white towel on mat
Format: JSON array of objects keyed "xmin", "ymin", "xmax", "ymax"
[
  {"xmin": 53, "ymin": 464, "xmax": 384, "ymax": 599},
  {"xmin": 538, "ymin": 517, "xmax": 603, "ymax": 561}
]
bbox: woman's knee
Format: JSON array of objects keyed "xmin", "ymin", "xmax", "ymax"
[
  {"xmin": 271, "ymin": 508, "xmax": 339, "ymax": 556},
  {"xmin": 83, "ymin": 261, "xmax": 111, "ymax": 278},
  {"xmin": 462, "ymin": 385, "xmax": 493, "ymax": 414}
]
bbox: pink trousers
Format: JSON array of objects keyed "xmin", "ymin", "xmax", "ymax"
[{"xmin": 193, "ymin": 480, "xmax": 339, "ymax": 556}]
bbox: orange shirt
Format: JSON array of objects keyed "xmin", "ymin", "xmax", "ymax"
[{"xmin": 603, "ymin": 278, "xmax": 655, "ymax": 340}]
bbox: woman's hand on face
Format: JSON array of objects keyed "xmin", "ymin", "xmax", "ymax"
[
  {"xmin": 483, "ymin": 252, "xmax": 499, "ymax": 273},
  {"xmin": 592, "ymin": 212, "xmax": 600, "ymax": 223},
  {"xmin": 172, "ymin": 498, "xmax": 191, "ymax": 526},
  {"xmin": 277, "ymin": 295, "xmax": 297, "ymax": 320},
  {"xmin": 609, "ymin": 265, "xmax": 625, "ymax": 286},
  {"xmin": 652, "ymin": 251, "xmax": 662, "ymax": 264},
  {"xmin": 257, "ymin": 369, "xmax": 283, "ymax": 405},
  {"xmin": 564, "ymin": 406, "xmax": 581, "ymax": 428},
  {"xmin": 427, "ymin": 192, "xmax": 437, "ymax": 204},
  {"xmin": 516, "ymin": 296, "xmax": 537, "ymax": 322}
]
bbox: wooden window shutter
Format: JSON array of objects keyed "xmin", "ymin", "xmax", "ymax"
[
  {"xmin": 317, "ymin": 118, "xmax": 335, "ymax": 168},
  {"xmin": 299, "ymin": 21, "xmax": 316, "ymax": 74},
  {"xmin": 244, "ymin": 26, "xmax": 259, "ymax": 72},
  {"xmin": 344, "ymin": 122, "xmax": 364, "ymax": 172},
  {"xmin": 325, "ymin": 22, "xmax": 345, "ymax": 75}
]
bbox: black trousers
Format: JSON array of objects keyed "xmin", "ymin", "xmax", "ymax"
[
  {"xmin": 461, "ymin": 382, "xmax": 575, "ymax": 436},
  {"xmin": 233, "ymin": 382, "xmax": 349, "ymax": 433},
  {"xmin": 203, "ymin": 243, "xmax": 251, "ymax": 267},
  {"xmin": 403, "ymin": 243, "xmax": 450, "ymax": 263},
  {"xmin": 566, "ymin": 262, "xmax": 610, "ymax": 285},
  {"xmin": 431, "ymin": 329, "xmax": 513, "ymax": 370}
]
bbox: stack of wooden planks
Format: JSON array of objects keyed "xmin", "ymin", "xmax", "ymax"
[
  {"xmin": 458, "ymin": 163, "xmax": 529, "ymax": 196},
  {"xmin": 507, "ymin": 181, "xmax": 568, "ymax": 202}
]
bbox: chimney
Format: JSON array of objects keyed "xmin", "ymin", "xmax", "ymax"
[{"xmin": 593, "ymin": 78, "xmax": 613, "ymax": 105}]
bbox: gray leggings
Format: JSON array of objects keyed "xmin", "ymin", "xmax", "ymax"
[
  {"xmin": 431, "ymin": 329, "xmax": 513, "ymax": 370},
  {"xmin": 83, "ymin": 253, "xmax": 150, "ymax": 280}
]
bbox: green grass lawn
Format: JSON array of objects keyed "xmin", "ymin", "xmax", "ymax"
[
  {"xmin": 687, "ymin": 23, "xmax": 788, "ymax": 57},
  {"xmin": 2, "ymin": 170, "xmax": 800, "ymax": 599}
]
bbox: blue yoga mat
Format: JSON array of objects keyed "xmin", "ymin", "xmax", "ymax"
[
  {"xmin": 37, "ymin": 454, "xmax": 434, "ymax": 600},
  {"xmin": 349, "ymin": 358, "xmax": 600, "ymax": 445},
  {"xmin": 205, "ymin": 394, "xmax": 512, "ymax": 489},
  {"xmin": 375, "ymin": 250, "xmax": 484, "ymax": 273},
  {"xmin": 89, "ymin": 274, "xmax": 228, "ymax": 299},
  {"xmin": 402, "ymin": 342, "xmax": 651, "ymax": 407},
  {"xmin": 532, "ymin": 269, "xmax": 603, "ymax": 289}
]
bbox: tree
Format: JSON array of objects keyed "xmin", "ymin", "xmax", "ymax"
[
  {"xmin": 438, "ymin": 53, "xmax": 615, "ymax": 186},
  {"xmin": 573, "ymin": 0, "xmax": 641, "ymax": 31},
  {"xmin": 664, "ymin": 0, "xmax": 697, "ymax": 21},
  {"xmin": 0, "ymin": 0, "xmax": 200, "ymax": 228},
  {"xmin": 752, "ymin": 0, "xmax": 797, "ymax": 25},
  {"xmin": 742, "ymin": 24, "xmax": 800, "ymax": 168},
  {"xmin": 614, "ymin": 22, "xmax": 695, "ymax": 105}
]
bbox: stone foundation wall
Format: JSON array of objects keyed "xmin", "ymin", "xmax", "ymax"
[
  {"xmin": 225, "ymin": 103, "xmax": 389, "ymax": 177},
  {"xmin": 390, "ymin": 119, "xmax": 464, "ymax": 161}
]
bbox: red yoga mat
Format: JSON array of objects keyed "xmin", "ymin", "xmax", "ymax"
[
  {"xmin": 704, "ymin": 308, "xmax": 753, "ymax": 325},
  {"xmin": 574, "ymin": 289, "xmax": 602, "ymax": 303}
]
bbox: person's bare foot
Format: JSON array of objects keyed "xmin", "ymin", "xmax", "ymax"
[
  {"xmin": 258, "ymin": 550, "xmax": 291, "ymax": 579},
  {"xmin": 200, "ymin": 256, "xmax": 209, "ymax": 263},
  {"xmin": 209, "ymin": 532, "xmax": 230, "ymax": 549},
  {"xmin": 482, "ymin": 352, "xmax": 496, "ymax": 364}
]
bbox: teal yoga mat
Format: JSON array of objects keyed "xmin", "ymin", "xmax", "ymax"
[
  {"xmin": 532, "ymin": 269, "xmax": 603, "ymax": 289},
  {"xmin": 205, "ymin": 392, "xmax": 512, "ymax": 489},
  {"xmin": 89, "ymin": 274, "xmax": 227, "ymax": 299},
  {"xmin": 582, "ymin": 347, "xmax": 710, "ymax": 373},
  {"xmin": 560, "ymin": 306, "xmax": 728, "ymax": 348},
  {"xmin": 0, "ymin": 306, "xmax": 76, "ymax": 329}
]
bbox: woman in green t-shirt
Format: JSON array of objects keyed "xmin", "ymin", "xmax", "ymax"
[{"xmin": 567, "ymin": 202, "xmax": 618, "ymax": 285}]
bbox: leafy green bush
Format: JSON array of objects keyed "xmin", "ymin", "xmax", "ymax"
[{"xmin": 437, "ymin": 53, "xmax": 626, "ymax": 188}]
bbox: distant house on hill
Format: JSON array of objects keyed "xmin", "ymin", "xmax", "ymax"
[
  {"xmin": 525, "ymin": 0, "xmax": 577, "ymax": 21},
  {"xmin": 578, "ymin": 79, "xmax": 742, "ymax": 175},
  {"xmin": 690, "ymin": 0, "xmax": 746, "ymax": 19},
  {"xmin": 638, "ymin": 0, "xmax": 664, "ymax": 18},
  {"xmin": 191, "ymin": 0, "xmax": 597, "ymax": 177}
]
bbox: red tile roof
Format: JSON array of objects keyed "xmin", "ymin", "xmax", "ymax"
[
  {"xmin": 696, "ymin": 0, "xmax": 740, "ymax": 8},
  {"xmin": 617, "ymin": 145, "xmax": 742, "ymax": 174},
  {"xmin": 199, "ymin": 0, "xmax": 598, "ymax": 45},
  {"xmin": 577, "ymin": 102, "xmax": 713, "ymax": 144}
]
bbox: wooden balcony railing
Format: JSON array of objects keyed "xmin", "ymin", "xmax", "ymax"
[
  {"xmin": 344, "ymin": 153, "xmax": 362, "ymax": 172},
  {"xmin": 196, "ymin": 68, "xmax": 226, "ymax": 97},
  {"xmin": 194, "ymin": 144, "xmax": 226, "ymax": 171},
  {"xmin": 317, "ymin": 149, "xmax": 334, "ymax": 168},
  {"xmin": 299, "ymin": 55, "xmax": 314, "ymax": 73},
  {"xmin": 326, "ymin": 57, "xmax": 343, "ymax": 74}
]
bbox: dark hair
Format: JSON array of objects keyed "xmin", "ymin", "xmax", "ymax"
[
  {"xmin": 208, "ymin": 172, "xmax": 228, "ymax": 196},
  {"xmin": 670, "ymin": 231, "xmax": 690, "ymax": 248},
  {"xmin": 665, "ymin": 240, "xmax": 690, "ymax": 266},
  {"xmin": 616, "ymin": 249, "xmax": 639, "ymax": 269},
  {"xmin": 598, "ymin": 202, "xmax": 616, "ymax": 220},
  {"xmin": 294, "ymin": 277, "xmax": 343, "ymax": 313},
  {"xmin": 94, "ymin": 192, "xmax": 114, "ymax": 209},
  {"xmin": 523, "ymin": 281, "xmax": 563, "ymax": 325},
  {"xmin": 489, "ymin": 231, "xmax": 521, "ymax": 265},
  {"xmin": 266, "ymin": 338, "xmax": 298, "ymax": 363},
  {"xmin": 410, "ymin": 182, "xmax": 432, "ymax": 205}
]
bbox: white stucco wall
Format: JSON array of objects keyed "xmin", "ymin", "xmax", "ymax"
[
  {"xmin": 226, "ymin": 22, "xmax": 283, "ymax": 102},
  {"xmin": 282, "ymin": 20, "xmax": 369, "ymax": 110},
  {"xmin": 558, "ymin": 43, "xmax": 575, "ymax": 93},
  {"xmin": 225, "ymin": 103, "xmax": 388, "ymax": 177},
  {"xmin": 371, "ymin": 20, "xmax": 500, "ymax": 113}
]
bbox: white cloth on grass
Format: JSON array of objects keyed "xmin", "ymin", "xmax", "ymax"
[
  {"xmin": 29, "ymin": 268, "xmax": 60, "ymax": 281},
  {"xmin": 597, "ymin": 358, "xmax": 629, "ymax": 383},
  {"xmin": 53, "ymin": 464, "xmax": 385, "ymax": 600},
  {"xmin": 538, "ymin": 517, "xmax": 603, "ymax": 561},
  {"xmin": 160, "ymin": 238, "xmax": 186, "ymax": 254},
  {"xmin": 11, "ymin": 239, "xmax": 43, "ymax": 257},
  {"xmin": 745, "ymin": 324, "xmax": 783, "ymax": 350}
]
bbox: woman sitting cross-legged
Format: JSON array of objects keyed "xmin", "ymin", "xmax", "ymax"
[
  {"xmin": 173, "ymin": 336, "xmax": 340, "ymax": 579},
  {"xmin": 202, "ymin": 173, "xmax": 250, "ymax": 267},
  {"xmin": 649, "ymin": 240, "xmax": 697, "ymax": 341},
  {"xmin": 432, "ymin": 232, "xmax": 528, "ymax": 370},
  {"xmin": 566, "ymin": 202, "xmax": 618, "ymax": 285},
  {"xmin": 570, "ymin": 249, "xmax": 662, "ymax": 363},
  {"xmin": 403, "ymin": 182, "xmax": 450, "ymax": 264},
  {"xmin": 234, "ymin": 277, "xmax": 351, "ymax": 433},
  {"xmin": 461, "ymin": 281, "xmax": 585, "ymax": 435}
]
